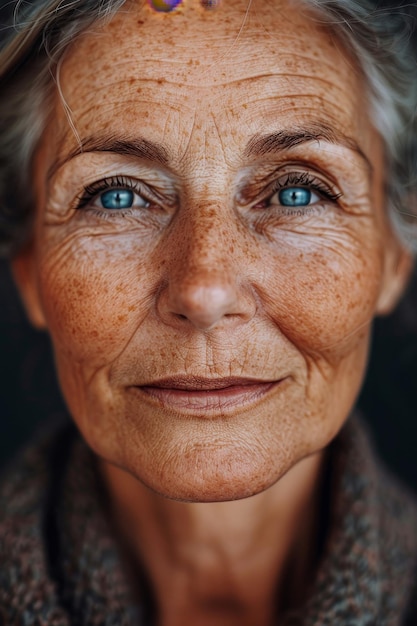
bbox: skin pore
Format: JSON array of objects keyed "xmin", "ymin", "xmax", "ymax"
[{"xmin": 12, "ymin": 0, "xmax": 412, "ymax": 623}]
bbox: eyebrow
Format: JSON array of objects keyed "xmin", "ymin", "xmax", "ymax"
[
  {"xmin": 48, "ymin": 135, "xmax": 170, "ymax": 180},
  {"xmin": 244, "ymin": 122, "xmax": 372, "ymax": 173},
  {"xmin": 49, "ymin": 121, "xmax": 372, "ymax": 179}
]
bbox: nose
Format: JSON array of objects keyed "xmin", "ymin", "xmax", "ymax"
[
  {"xmin": 157, "ymin": 212, "xmax": 256, "ymax": 332},
  {"xmin": 166, "ymin": 270, "xmax": 247, "ymax": 331}
]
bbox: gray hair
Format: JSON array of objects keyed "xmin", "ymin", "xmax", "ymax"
[{"xmin": 0, "ymin": 0, "xmax": 416, "ymax": 255}]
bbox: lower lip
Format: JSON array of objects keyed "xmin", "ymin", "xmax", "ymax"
[{"xmin": 134, "ymin": 380, "xmax": 284, "ymax": 413}]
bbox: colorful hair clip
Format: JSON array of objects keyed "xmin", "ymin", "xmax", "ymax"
[
  {"xmin": 148, "ymin": 0, "xmax": 219, "ymax": 10},
  {"xmin": 148, "ymin": 0, "xmax": 183, "ymax": 12}
]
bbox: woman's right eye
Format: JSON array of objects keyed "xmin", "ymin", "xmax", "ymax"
[
  {"xmin": 75, "ymin": 176, "xmax": 157, "ymax": 212},
  {"xmin": 95, "ymin": 188, "xmax": 150, "ymax": 210}
]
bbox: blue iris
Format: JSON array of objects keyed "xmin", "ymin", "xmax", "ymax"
[
  {"xmin": 100, "ymin": 189, "xmax": 134, "ymax": 210},
  {"xmin": 279, "ymin": 187, "xmax": 311, "ymax": 207}
]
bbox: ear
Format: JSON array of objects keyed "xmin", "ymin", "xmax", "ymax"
[
  {"xmin": 375, "ymin": 235, "xmax": 414, "ymax": 316},
  {"xmin": 11, "ymin": 241, "xmax": 47, "ymax": 329}
]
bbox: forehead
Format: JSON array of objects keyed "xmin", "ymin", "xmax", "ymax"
[{"xmin": 50, "ymin": 0, "xmax": 370, "ymax": 165}]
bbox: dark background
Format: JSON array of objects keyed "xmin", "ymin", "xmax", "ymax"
[{"xmin": 1, "ymin": 257, "xmax": 417, "ymax": 492}]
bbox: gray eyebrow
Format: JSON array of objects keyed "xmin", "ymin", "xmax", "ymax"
[{"xmin": 244, "ymin": 121, "xmax": 372, "ymax": 173}]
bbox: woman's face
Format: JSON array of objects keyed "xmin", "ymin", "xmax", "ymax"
[{"xmin": 15, "ymin": 0, "xmax": 411, "ymax": 501}]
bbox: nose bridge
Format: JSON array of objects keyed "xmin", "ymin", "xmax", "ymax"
[
  {"xmin": 155, "ymin": 110, "xmax": 257, "ymax": 330},
  {"xmin": 168, "ymin": 195, "xmax": 240, "ymax": 308},
  {"xmin": 158, "ymin": 194, "xmax": 255, "ymax": 331},
  {"xmin": 177, "ymin": 198, "xmax": 233, "ymax": 275}
]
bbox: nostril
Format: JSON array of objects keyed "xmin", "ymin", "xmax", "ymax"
[{"xmin": 157, "ymin": 268, "xmax": 256, "ymax": 332}]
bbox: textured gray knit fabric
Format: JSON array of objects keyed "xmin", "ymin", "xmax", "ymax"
[{"xmin": 0, "ymin": 414, "xmax": 416, "ymax": 625}]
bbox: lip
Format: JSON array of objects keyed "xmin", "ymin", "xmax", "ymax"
[{"xmin": 131, "ymin": 376, "xmax": 287, "ymax": 414}]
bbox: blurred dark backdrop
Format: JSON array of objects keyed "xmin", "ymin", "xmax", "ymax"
[{"xmin": 1, "ymin": 257, "xmax": 417, "ymax": 492}]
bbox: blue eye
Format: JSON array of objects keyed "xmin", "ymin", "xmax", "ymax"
[
  {"xmin": 100, "ymin": 189, "xmax": 135, "ymax": 210},
  {"xmin": 278, "ymin": 187, "xmax": 312, "ymax": 207}
]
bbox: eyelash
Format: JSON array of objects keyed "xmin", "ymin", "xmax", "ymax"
[
  {"xmin": 75, "ymin": 175, "xmax": 155, "ymax": 213},
  {"xmin": 74, "ymin": 170, "xmax": 342, "ymax": 216},
  {"xmin": 265, "ymin": 171, "xmax": 341, "ymax": 204}
]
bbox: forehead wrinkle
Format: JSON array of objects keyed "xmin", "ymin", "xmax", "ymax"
[
  {"xmin": 62, "ymin": 83, "xmax": 197, "ymax": 122},
  {"xmin": 209, "ymin": 109, "xmax": 230, "ymax": 167},
  {"xmin": 72, "ymin": 66, "xmax": 354, "ymax": 110},
  {"xmin": 73, "ymin": 66, "xmax": 352, "ymax": 92},
  {"xmin": 170, "ymin": 104, "xmax": 238, "ymax": 172},
  {"xmin": 64, "ymin": 18, "xmax": 356, "ymax": 90}
]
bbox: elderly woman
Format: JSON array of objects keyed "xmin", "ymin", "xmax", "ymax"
[{"xmin": 1, "ymin": 0, "xmax": 417, "ymax": 623}]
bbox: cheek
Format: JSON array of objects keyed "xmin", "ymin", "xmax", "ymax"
[
  {"xmin": 258, "ymin": 236, "xmax": 383, "ymax": 357},
  {"xmin": 37, "ymin": 235, "xmax": 156, "ymax": 366}
]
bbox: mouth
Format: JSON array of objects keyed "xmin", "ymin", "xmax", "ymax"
[{"xmin": 132, "ymin": 376, "xmax": 287, "ymax": 414}]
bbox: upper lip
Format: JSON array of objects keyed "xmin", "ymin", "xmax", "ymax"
[{"xmin": 138, "ymin": 376, "xmax": 279, "ymax": 391}]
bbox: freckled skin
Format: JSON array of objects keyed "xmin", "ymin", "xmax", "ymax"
[
  {"xmin": 27, "ymin": 0, "xmax": 403, "ymax": 498},
  {"xmin": 13, "ymin": 0, "xmax": 412, "ymax": 622}
]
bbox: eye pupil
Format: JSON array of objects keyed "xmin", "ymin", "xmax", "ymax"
[
  {"xmin": 279, "ymin": 187, "xmax": 311, "ymax": 207},
  {"xmin": 100, "ymin": 189, "xmax": 134, "ymax": 209}
]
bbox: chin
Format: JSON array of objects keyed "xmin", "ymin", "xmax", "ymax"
[
  {"xmin": 147, "ymin": 476, "xmax": 276, "ymax": 504},
  {"xmin": 125, "ymin": 444, "xmax": 288, "ymax": 503}
]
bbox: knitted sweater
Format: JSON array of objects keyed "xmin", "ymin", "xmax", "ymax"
[{"xmin": 0, "ymin": 414, "xmax": 417, "ymax": 626}]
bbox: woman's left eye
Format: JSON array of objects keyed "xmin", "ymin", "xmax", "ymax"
[
  {"xmin": 270, "ymin": 187, "xmax": 320, "ymax": 207},
  {"xmin": 96, "ymin": 188, "xmax": 150, "ymax": 210}
]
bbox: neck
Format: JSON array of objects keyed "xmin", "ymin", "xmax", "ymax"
[{"xmin": 99, "ymin": 451, "xmax": 327, "ymax": 626}]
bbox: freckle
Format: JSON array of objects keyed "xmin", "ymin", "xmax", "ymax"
[
  {"xmin": 118, "ymin": 314, "xmax": 127, "ymax": 323},
  {"xmin": 137, "ymin": 19, "xmax": 144, "ymax": 24},
  {"xmin": 128, "ymin": 305, "xmax": 135, "ymax": 312}
]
